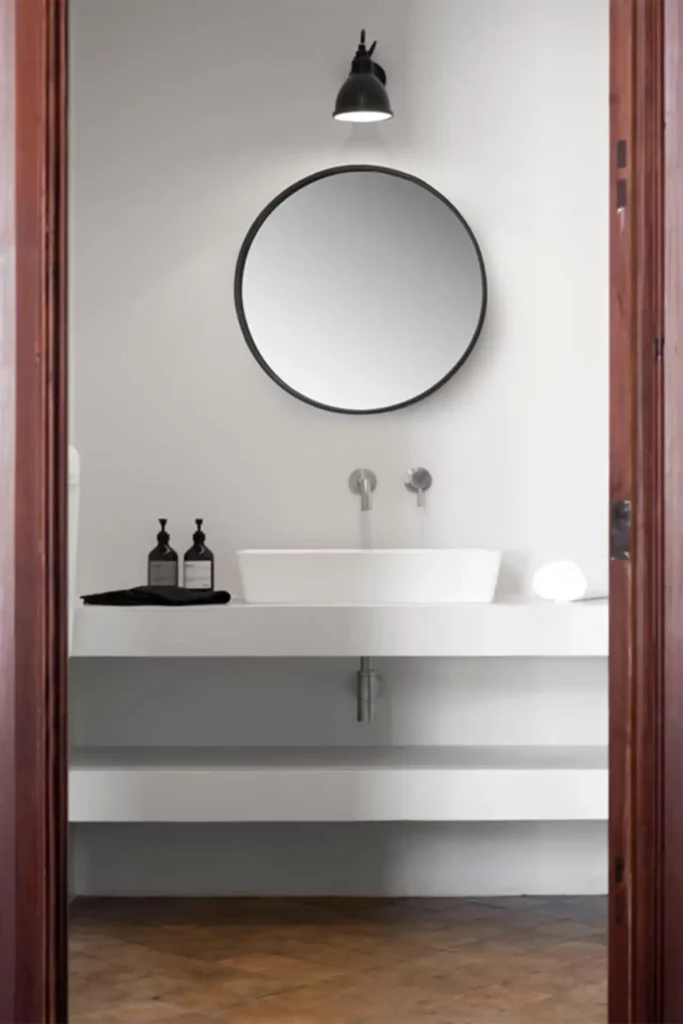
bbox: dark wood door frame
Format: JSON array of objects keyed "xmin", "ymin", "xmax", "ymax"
[
  {"xmin": 0, "ymin": 0, "xmax": 678, "ymax": 1021},
  {"xmin": 609, "ymin": 1, "xmax": 664, "ymax": 1021},
  {"xmin": 0, "ymin": 0, "xmax": 68, "ymax": 1021},
  {"xmin": 662, "ymin": 3, "xmax": 683, "ymax": 1021}
]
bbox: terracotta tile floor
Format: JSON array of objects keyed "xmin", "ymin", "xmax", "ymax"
[{"xmin": 69, "ymin": 896, "xmax": 607, "ymax": 1024}]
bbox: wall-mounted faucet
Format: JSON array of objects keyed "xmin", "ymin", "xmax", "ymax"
[
  {"xmin": 349, "ymin": 468, "xmax": 377, "ymax": 511},
  {"xmin": 405, "ymin": 467, "xmax": 433, "ymax": 507}
]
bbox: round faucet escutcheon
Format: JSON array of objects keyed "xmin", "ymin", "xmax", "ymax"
[{"xmin": 405, "ymin": 467, "xmax": 433, "ymax": 507}]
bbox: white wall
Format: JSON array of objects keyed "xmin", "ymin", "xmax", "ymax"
[
  {"xmin": 69, "ymin": 0, "xmax": 609, "ymax": 896},
  {"xmin": 70, "ymin": 658, "xmax": 607, "ymax": 749},
  {"xmin": 71, "ymin": 822, "xmax": 607, "ymax": 898}
]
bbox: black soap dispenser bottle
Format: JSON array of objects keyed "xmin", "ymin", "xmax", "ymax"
[
  {"xmin": 184, "ymin": 519, "xmax": 214, "ymax": 590},
  {"xmin": 148, "ymin": 518, "xmax": 179, "ymax": 587}
]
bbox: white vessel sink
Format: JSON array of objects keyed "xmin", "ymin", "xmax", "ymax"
[{"xmin": 237, "ymin": 549, "xmax": 501, "ymax": 605}]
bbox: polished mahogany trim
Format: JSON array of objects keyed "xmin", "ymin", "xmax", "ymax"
[
  {"xmin": 632, "ymin": 1, "xmax": 665, "ymax": 1021},
  {"xmin": 608, "ymin": 5, "xmax": 635, "ymax": 1020},
  {"xmin": 663, "ymin": 2, "xmax": 683, "ymax": 1020},
  {"xmin": 0, "ymin": 1, "xmax": 68, "ymax": 1021},
  {"xmin": 609, "ymin": 2, "xmax": 665, "ymax": 1021},
  {"xmin": 0, "ymin": 0, "xmax": 19, "ymax": 1013}
]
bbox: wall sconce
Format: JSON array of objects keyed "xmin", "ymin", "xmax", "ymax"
[{"xmin": 333, "ymin": 30, "xmax": 393, "ymax": 123}]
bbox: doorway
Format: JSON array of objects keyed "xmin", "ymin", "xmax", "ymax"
[
  {"xmin": 0, "ymin": 0, "xmax": 672, "ymax": 1022},
  {"xmin": 68, "ymin": 0, "xmax": 608, "ymax": 1020}
]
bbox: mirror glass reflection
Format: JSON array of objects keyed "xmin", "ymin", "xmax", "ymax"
[{"xmin": 235, "ymin": 167, "xmax": 487, "ymax": 413}]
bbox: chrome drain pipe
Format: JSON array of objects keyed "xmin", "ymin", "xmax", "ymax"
[{"xmin": 357, "ymin": 657, "xmax": 378, "ymax": 722}]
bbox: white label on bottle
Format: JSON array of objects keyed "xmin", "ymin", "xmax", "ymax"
[
  {"xmin": 149, "ymin": 561, "xmax": 177, "ymax": 587},
  {"xmin": 184, "ymin": 561, "xmax": 212, "ymax": 589}
]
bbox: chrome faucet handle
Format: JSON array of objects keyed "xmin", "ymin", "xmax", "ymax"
[
  {"xmin": 349, "ymin": 469, "xmax": 377, "ymax": 511},
  {"xmin": 405, "ymin": 467, "xmax": 433, "ymax": 508}
]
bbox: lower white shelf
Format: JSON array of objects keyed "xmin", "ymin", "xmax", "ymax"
[{"xmin": 69, "ymin": 745, "xmax": 608, "ymax": 824}]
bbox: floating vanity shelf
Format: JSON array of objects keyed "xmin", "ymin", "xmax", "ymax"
[
  {"xmin": 69, "ymin": 745, "xmax": 607, "ymax": 823},
  {"xmin": 72, "ymin": 600, "xmax": 608, "ymax": 658}
]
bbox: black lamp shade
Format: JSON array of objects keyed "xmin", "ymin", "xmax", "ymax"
[
  {"xmin": 333, "ymin": 32, "xmax": 393, "ymax": 122},
  {"xmin": 333, "ymin": 72, "xmax": 393, "ymax": 122}
]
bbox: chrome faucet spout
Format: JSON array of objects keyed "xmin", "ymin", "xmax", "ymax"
[
  {"xmin": 360, "ymin": 477, "xmax": 371, "ymax": 512},
  {"xmin": 349, "ymin": 469, "xmax": 377, "ymax": 512}
]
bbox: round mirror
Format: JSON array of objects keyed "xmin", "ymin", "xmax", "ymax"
[{"xmin": 235, "ymin": 166, "xmax": 487, "ymax": 414}]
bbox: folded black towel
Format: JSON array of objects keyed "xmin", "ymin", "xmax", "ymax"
[{"xmin": 81, "ymin": 586, "xmax": 231, "ymax": 607}]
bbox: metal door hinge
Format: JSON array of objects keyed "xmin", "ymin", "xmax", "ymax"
[
  {"xmin": 614, "ymin": 856, "xmax": 625, "ymax": 883},
  {"xmin": 655, "ymin": 337, "xmax": 664, "ymax": 361},
  {"xmin": 614, "ymin": 856, "xmax": 627, "ymax": 923},
  {"xmin": 611, "ymin": 500, "xmax": 631, "ymax": 561},
  {"xmin": 616, "ymin": 140, "xmax": 627, "ymax": 211}
]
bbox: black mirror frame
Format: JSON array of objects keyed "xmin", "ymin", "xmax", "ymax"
[{"xmin": 234, "ymin": 164, "xmax": 488, "ymax": 415}]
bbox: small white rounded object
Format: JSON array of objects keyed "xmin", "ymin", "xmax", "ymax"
[{"xmin": 531, "ymin": 560, "xmax": 588, "ymax": 603}]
